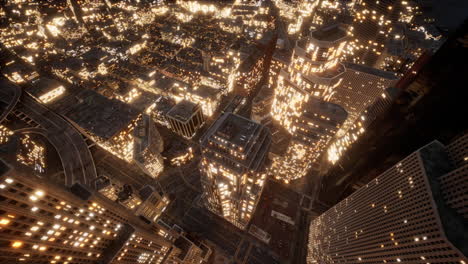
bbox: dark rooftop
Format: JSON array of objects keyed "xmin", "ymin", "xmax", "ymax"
[
  {"xmin": 0, "ymin": 159, "xmax": 10, "ymax": 176},
  {"xmin": 311, "ymin": 24, "xmax": 347, "ymax": 42},
  {"xmin": 166, "ymin": 100, "xmax": 200, "ymax": 122},
  {"xmin": 174, "ymin": 236, "xmax": 193, "ymax": 261},
  {"xmin": 153, "ymin": 95, "xmax": 176, "ymax": 115},
  {"xmin": 28, "ymin": 78, "xmax": 66, "ymax": 99},
  {"xmin": 216, "ymin": 113, "xmax": 260, "ymax": 147},
  {"xmin": 253, "ymin": 85, "xmax": 274, "ymax": 103},
  {"xmin": 190, "ymin": 85, "xmax": 221, "ymax": 98},
  {"xmin": 56, "ymin": 89, "xmax": 140, "ymax": 140},
  {"xmin": 419, "ymin": 142, "xmax": 468, "ymax": 257},
  {"xmin": 344, "ymin": 62, "xmax": 398, "ymax": 80},
  {"xmin": 81, "ymin": 47, "xmax": 108, "ymax": 64},
  {"xmin": 200, "ymin": 105, "xmax": 271, "ymax": 173},
  {"xmin": 139, "ymin": 185, "xmax": 157, "ymax": 201},
  {"xmin": 155, "ymin": 75, "xmax": 177, "ymax": 92},
  {"xmin": 303, "ymin": 97, "xmax": 348, "ymax": 125},
  {"xmin": 266, "ymin": 121, "xmax": 291, "ymax": 156},
  {"xmin": 273, "ymin": 48, "xmax": 293, "ymax": 64}
]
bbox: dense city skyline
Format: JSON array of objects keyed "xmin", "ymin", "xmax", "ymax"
[{"xmin": 0, "ymin": 0, "xmax": 466, "ymax": 263}]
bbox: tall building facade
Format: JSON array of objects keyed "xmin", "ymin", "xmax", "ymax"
[
  {"xmin": 270, "ymin": 24, "xmax": 349, "ymax": 181},
  {"xmin": 323, "ymin": 63, "xmax": 398, "ymax": 166},
  {"xmin": 347, "ymin": 0, "xmax": 418, "ymax": 68},
  {"xmin": 251, "ymin": 85, "xmax": 275, "ymax": 124},
  {"xmin": 442, "ymin": 133, "xmax": 468, "ymax": 219},
  {"xmin": 307, "ymin": 138, "xmax": 468, "ymax": 263},
  {"xmin": 233, "ymin": 46, "xmax": 271, "ymax": 97},
  {"xmin": 133, "ymin": 115, "xmax": 165, "ymax": 179},
  {"xmin": 272, "ymin": 24, "xmax": 348, "ymax": 130},
  {"xmin": 272, "ymin": 24, "xmax": 348, "ymax": 129},
  {"xmin": 199, "ymin": 113, "xmax": 271, "ymax": 229},
  {"xmin": 0, "ymin": 160, "xmax": 197, "ymax": 264},
  {"xmin": 268, "ymin": 48, "xmax": 292, "ymax": 91},
  {"xmin": 326, "ymin": 86, "xmax": 399, "ymax": 165},
  {"xmin": 270, "ymin": 98, "xmax": 347, "ymax": 182},
  {"xmin": 277, "ymin": 0, "xmax": 440, "ymax": 74},
  {"xmin": 329, "ymin": 62, "xmax": 398, "ymax": 133}
]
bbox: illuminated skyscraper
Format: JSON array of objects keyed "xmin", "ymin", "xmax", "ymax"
[
  {"xmin": 133, "ymin": 115, "xmax": 165, "ymax": 179},
  {"xmin": 251, "ymin": 85, "xmax": 275, "ymax": 124},
  {"xmin": 326, "ymin": 86, "xmax": 399, "ymax": 165},
  {"xmin": 270, "ymin": 24, "xmax": 349, "ymax": 181},
  {"xmin": 270, "ymin": 98, "xmax": 347, "ymax": 181},
  {"xmin": 329, "ymin": 62, "xmax": 398, "ymax": 133},
  {"xmin": 347, "ymin": 0, "xmax": 418, "ymax": 68},
  {"xmin": 272, "ymin": 24, "xmax": 348, "ymax": 131},
  {"xmin": 268, "ymin": 48, "xmax": 292, "ymax": 90},
  {"xmin": 290, "ymin": 24, "xmax": 348, "ymax": 98},
  {"xmin": 278, "ymin": 0, "xmax": 434, "ymax": 73},
  {"xmin": 293, "ymin": 98, "xmax": 347, "ymax": 166},
  {"xmin": 0, "ymin": 160, "xmax": 198, "ymax": 264},
  {"xmin": 199, "ymin": 113, "xmax": 271, "ymax": 229},
  {"xmin": 307, "ymin": 138, "xmax": 468, "ymax": 263},
  {"xmin": 442, "ymin": 133, "xmax": 468, "ymax": 219},
  {"xmin": 309, "ymin": 0, "xmax": 351, "ymax": 30},
  {"xmin": 286, "ymin": 0, "xmax": 319, "ymax": 35},
  {"xmin": 233, "ymin": 45, "xmax": 273, "ymax": 97}
]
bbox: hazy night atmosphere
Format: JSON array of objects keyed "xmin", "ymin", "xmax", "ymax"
[{"xmin": 0, "ymin": 0, "xmax": 467, "ymax": 263}]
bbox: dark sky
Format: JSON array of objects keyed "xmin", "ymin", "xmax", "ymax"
[{"xmin": 427, "ymin": 0, "xmax": 468, "ymax": 30}]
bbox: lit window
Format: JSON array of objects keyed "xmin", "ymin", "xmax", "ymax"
[
  {"xmin": 11, "ymin": 241, "xmax": 23, "ymax": 248},
  {"xmin": 0, "ymin": 218, "xmax": 10, "ymax": 225}
]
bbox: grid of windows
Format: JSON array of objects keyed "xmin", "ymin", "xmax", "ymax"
[
  {"xmin": 0, "ymin": 167, "xmax": 175, "ymax": 264},
  {"xmin": 446, "ymin": 133, "xmax": 468, "ymax": 168},
  {"xmin": 329, "ymin": 63, "xmax": 397, "ymax": 132},
  {"xmin": 442, "ymin": 133, "xmax": 468, "ymax": 219},
  {"xmin": 439, "ymin": 166, "xmax": 468, "ymax": 219},
  {"xmin": 270, "ymin": 24, "xmax": 349, "ymax": 181},
  {"xmin": 199, "ymin": 113, "xmax": 271, "ymax": 229},
  {"xmin": 307, "ymin": 141, "xmax": 468, "ymax": 263}
]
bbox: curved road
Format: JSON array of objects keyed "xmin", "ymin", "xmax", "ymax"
[
  {"xmin": 0, "ymin": 79, "xmax": 97, "ymax": 188},
  {"xmin": 16, "ymin": 93, "xmax": 98, "ymax": 187},
  {"xmin": 0, "ymin": 79, "xmax": 21, "ymax": 123}
]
